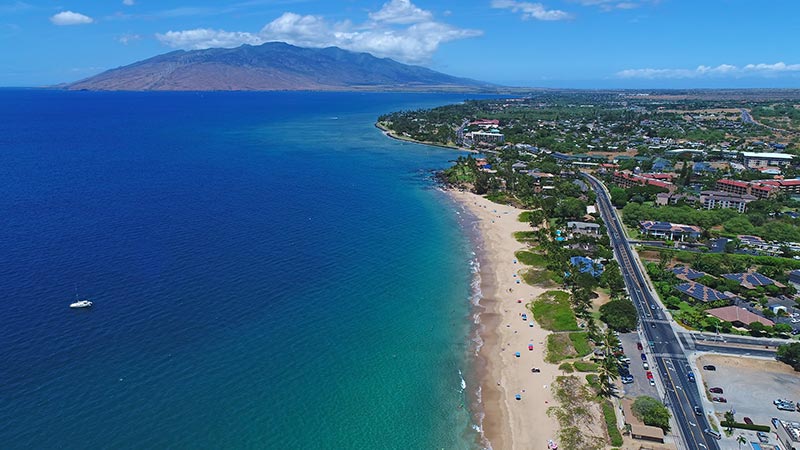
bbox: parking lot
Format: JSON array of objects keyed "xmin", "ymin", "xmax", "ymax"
[
  {"xmin": 618, "ymin": 331, "xmax": 659, "ymax": 399},
  {"xmin": 695, "ymin": 354, "xmax": 800, "ymax": 448}
]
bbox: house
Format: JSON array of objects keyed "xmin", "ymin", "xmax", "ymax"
[
  {"xmin": 722, "ymin": 271, "xmax": 783, "ymax": 289},
  {"xmin": 671, "ymin": 266, "xmax": 706, "ymax": 281},
  {"xmin": 651, "ymin": 158, "xmax": 672, "ymax": 172},
  {"xmin": 569, "ymin": 256, "xmax": 603, "ymax": 277},
  {"xmin": 639, "ymin": 221, "xmax": 702, "ymax": 241},
  {"xmin": 741, "ymin": 151, "xmax": 794, "ymax": 169},
  {"xmin": 567, "ymin": 221, "xmax": 600, "ymax": 235},
  {"xmin": 675, "ymin": 282, "xmax": 731, "ymax": 302},
  {"xmin": 620, "ymin": 398, "xmax": 665, "ymax": 443},
  {"xmin": 773, "ymin": 418, "xmax": 800, "ymax": 450},
  {"xmin": 692, "ymin": 161, "xmax": 714, "ymax": 173},
  {"xmin": 706, "ymin": 305, "xmax": 774, "ymax": 327},
  {"xmin": 699, "ymin": 190, "xmax": 757, "ymax": 213}
]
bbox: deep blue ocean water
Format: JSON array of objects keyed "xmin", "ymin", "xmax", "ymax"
[{"xmin": 0, "ymin": 91, "xmax": 483, "ymax": 449}]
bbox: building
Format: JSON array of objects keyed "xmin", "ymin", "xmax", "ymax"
[
  {"xmin": 706, "ymin": 305, "xmax": 774, "ymax": 327},
  {"xmin": 671, "ymin": 266, "xmax": 707, "ymax": 280},
  {"xmin": 741, "ymin": 151, "xmax": 794, "ymax": 169},
  {"xmin": 655, "ymin": 193, "xmax": 695, "ymax": 206},
  {"xmin": 773, "ymin": 418, "xmax": 800, "ymax": 450},
  {"xmin": 789, "ymin": 270, "xmax": 800, "ymax": 288},
  {"xmin": 470, "ymin": 131, "xmax": 504, "ymax": 145},
  {"xmin": 613, "ymin": 171, "xmax": 677, "ymax": 193},
  {"xmin": 569, "ymin": 256, "xmax": 604, "ymax": 277},
  {"xmin": 722, "ymin": 271, "xmax": 783, "ymax": 289},
  {"xmin": 620, "ymin": 398, "xmax": 665, "ymax": 443},
  {"xmin": 698, "ymin": 190, "xmax": 757, "ymax": 213},
  {"xmin": 715, "ymin": 179, "xmax": 778, "ymax": 200},
  {"xmin": 675, "ymin": 282, "xmax": 731, "ymax": 302},
  {"xmin": 639, "ymin": 221, "xmax": 702, "ymax": 241},
  {"xmin": 758, "ymin": 178, "xmax": 800, "ymax": 196},
  {"xmin": 567, "ymin": 221, "xmax": 600, "ymax": 235}
]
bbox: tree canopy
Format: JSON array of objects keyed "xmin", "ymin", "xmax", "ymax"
[
  {"xmin": 632, "ymin": 396, "xmax": 671, "ymax": 432},
  {"xmin": 777, "ymin": 342, "xmax": 800, "ymax": 371},
  {"xmin": 599, "ymin": 298, "xmax": 639, "ymax": 332}
]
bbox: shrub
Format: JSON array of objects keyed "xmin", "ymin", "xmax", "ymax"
[
  {"xmin": 721, "ymin": 421, "xmax": 771, "ymax": 432},
  {"xmin": 602, "ymin": 400, "xmax": 624, "ymax": 447},
  {"xmin": 573, "ymin": 361, "xmax": 599, "ymax": 372},
  {"xmin": 559, "ymin": 362, "xmax": 574, "ymax": 373}
]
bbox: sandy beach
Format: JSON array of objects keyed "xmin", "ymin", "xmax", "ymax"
[{"xmin": 449, "ymin": 189, "xmax": 561, "ymax": 450}]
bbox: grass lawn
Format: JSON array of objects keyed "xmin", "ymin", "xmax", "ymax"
[
  {"xmin": 602, "ymin": 400, "xmax": 624, "ymax": 447},
  {"xmin": 515, "ymin": 250, "xmax": 547, "ymax": 267},
  {"xmin": 558, "ymin": 362, "xmax": 574, "ymax": 373},
  {"xmin": 546, "ymin": 333, "xmax": 578, "ymax": 363},
  {"xmin": 518, "ymin": 211, "xmax": 534, "ymax": 222},
  {"xmin": 530, "ymin": 291, "xmax": 579, "ymax": 331},
  {"xmin": 513, "ymin": 231, "xmax": 538, "ymax": 242},
  {"xmin": 573, "ymin": 361, "xmax": 599, "ymax": 372},
  {"xmin": 569, "ymin": 332, "xmax": 593, "ymax": 357},
  {"xmin": 522, "ymin": 268, "xmax": 556, "ymax": 287}
]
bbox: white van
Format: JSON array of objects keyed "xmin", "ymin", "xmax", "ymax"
[{"xmin": 704, "ymin": 428, "xmax": 721, "ymax": 440}]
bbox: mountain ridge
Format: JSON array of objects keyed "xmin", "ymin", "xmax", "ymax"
[{"xmin": 65, "ymin": 42, "xmax": 496, "ymax": 92}]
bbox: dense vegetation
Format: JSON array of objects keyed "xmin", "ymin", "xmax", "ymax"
[
  {"xmin": 777, "ymin": 342, "xmax": 800, "ymax": 371},
  {"xmin": 632, "ymin": 396, "xmax": 672, "ymax": 432}
]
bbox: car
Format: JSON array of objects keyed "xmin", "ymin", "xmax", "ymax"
[
  {"xmin": 743, "ymin": 417, "xmax": 753, "ymax": 425},
  {"xmin": 687, "ymin": 372, "xmax": 695, "ymax": 382},
  {"xmin": 703, "ymin": 365, "xmax": 716, "ymax": 371},
  {"xmin": 643, "ymin": 362, "xmax": 649, "ymax": 370},
  {"xmin": 649, "ymin": 378, "xmax": 655, "ymax": 386},
  {"xmin": 757, "ymin": 431, "xmax": 769, "ymax": 443},
  {"xmin": 650, "ymin": 303, "xmax": 657, "ymax": 309},
  {"xmin": 640, "ymin": 353, "xmax": 647, "ymax": 361},
  {"xmin": 792, "ymin": 329, "xmax": 800, "ymax": 335},
  {"xmin": 709, "ymin": 387, "xmax": 724, "ymax": 394},
  {"xmin": 694, "ymin": 406, "xmax": 702, "ymax": 416},
  {"xmin": 646, "ymin": 371, "xmax": 654, "ymax": 379},
  {"xmin": 637, "ymin": 341, "xmax": 643, "ymax": 350},
  {"xmin": 712, "ymin": 396, "xmax": 727, "ymax": 403},
  {"xmin": 622, "ymin": 376, "xmax": 634, "ymax": 384},
  {"xmin": 704, "ymin": 428, "xmax": 722, "ymax": 440}
]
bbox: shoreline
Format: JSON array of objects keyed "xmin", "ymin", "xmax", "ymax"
[
  {"xmin": 447, "ymin": 189, "xmax": 560, "ymax": 450},
  {"xmin": 374, "ymin": 122, "xmax": 478, "ymax": 154}
]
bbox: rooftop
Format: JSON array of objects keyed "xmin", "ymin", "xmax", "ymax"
[
  {"xmin": 706, "ymin": 305, "xmax": 774, "ymax": 326},
  {"xmin": 675, "ymin": 282, "xmax": 731, "ymax": 302},
  {"xmin": 722, "ymin": 271, "xmax": 781, "ymax": 288},
  {"xmin": 671, "ymin": 266, "xmax": 706, "ymax": 280},
  {"xmin": 741, "ymin": 151, "xmax": 794, "ymax": 159}
]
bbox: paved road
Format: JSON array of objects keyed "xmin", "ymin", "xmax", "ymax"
[
  {"xmin": 584, "ymin": 173, "xmax": 719, "ymax": 450},
  {"xmin": 740, "ymin": 108, "xmax": 755, "ymax": 124}
]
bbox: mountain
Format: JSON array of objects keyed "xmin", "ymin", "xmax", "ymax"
[{"xmin": 65, "ymin": 42, "xmax": 494, "ymax": 92}]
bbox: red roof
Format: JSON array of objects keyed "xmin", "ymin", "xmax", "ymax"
[
  {"xmin": 718, "ymin": 179, "xmax": 749, "ymax": 188},
  {"xmin": 706, "ymin": 306, "xmax": 774, "ymax": 327}
]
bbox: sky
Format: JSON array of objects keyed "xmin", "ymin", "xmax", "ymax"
[{"xmin": 1, "ymin": 0, "xmax": 799, "ymax": 88}]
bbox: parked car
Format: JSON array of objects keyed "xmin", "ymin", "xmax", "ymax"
[
  {"xmin": 646, "ymin": 371, "xmax": 654, "ymax": 379},
  {"xmin": 712, "ymin": 396, "xmax": 727, "ymax": 403},
  {"xmin": 637, "ymin": 341, "xmax": 643, "ymax": 350},
  {"xmin": 643, "ymin": 362, "xmax": 649, "ymax": 370},
  {"xmin": 703, "ymin": 365, "xmax": 716, "ymax": 371},
  {"xmin": 743, "ymin": 417, "xmax": 753, "ymax": 425},
  {"xmin": 640, "ymin": 353, "xmax": 647, "ymax": 361},
  {"xmin": 649, "ymin": 378, "xmax": 655, "ymax": 386},
  {"xmin": 704, "ymin": 428, "xmax": 722, "ymax": 440},
  {"xmin": 757, "ymin": 431, "xmax": 769, "ymax": 443},
  {"xmin": 621, "ymin": 376, "xmax": 634, "ymax": 384},
  {"xmin": 709, "ymin": 387, "xmax": 724, "ymax": 394}
]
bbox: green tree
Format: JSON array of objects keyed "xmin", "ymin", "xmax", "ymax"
[
  {"xmin": 723, "ymin": 411, "xmax": 735, "ymax": 432},
  {"xmin": 599, "ymin": 299, "xmax": 639, "ymax": 332},
  {"xmin": 737, "ymin": 434, "xmax": 747, "ymax": 450},
  {"xmin": 609, "ymin": 187, "xmax": 629, "ymax": 208},
  {"xmin": 632, "ymin": 396, "xmax": 671, "ymax": 432},
  {"xmin": 777, "ymin": 342, "xmax": 800, "ymax": 371}
]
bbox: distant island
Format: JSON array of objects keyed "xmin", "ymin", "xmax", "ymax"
[{"xmin": 64, "ymin": 42, "xmax": 496, "ymax": 92}]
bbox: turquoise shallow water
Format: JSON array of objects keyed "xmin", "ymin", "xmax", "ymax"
[{"xmin": 0, "ymin": 91, "xmax": 484, "ymax": 448}]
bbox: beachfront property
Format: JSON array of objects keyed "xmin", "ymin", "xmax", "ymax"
[
  {"xmin": 670, "ymin": 266, "xmax": 706, "ymax": 281},
  {"xmin": 698, "ymin": 190, "xmax": 757, "ymax": 213},
  {"xmin": 674, "ymin": 282, "xmax": 731, "ymax": 302},
  {"xmin": 705, "ymin": 305, "xmax": 774, "ymax": 327},
  {"xmin": 639, "ymin": 221, "xmax": 702, "ymax": 241},
  {"xmin": 469, "ymin": 131, "xmax": 505, "ymax": 145},
  {"xmin": 722, "ymin": 271, "xmax": 783, "ymax": 289},
  {"xmin": 741, "ymin": 151, "xmax": 794, "ymax": 169},
  {"xmin": 567, "ymin": 221, "xmax": 600, "ymax": 235},
  {"xmin": 569, "ymin": 256, "xmax": 603, "ymax": 277},
  {"xmin": 758, "ymin": 178, "xmax": 800, "ymax": 196}
]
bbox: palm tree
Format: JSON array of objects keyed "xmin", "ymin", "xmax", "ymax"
[
  {"xmin": 736, "ymin": 434, "xmax": 746, "ymax": 450},
  {"xmin": 597, "ymin": 329, "xmax": 621, "ymax": 397}
]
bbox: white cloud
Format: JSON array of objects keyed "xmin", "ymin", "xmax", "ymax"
[
  {"xmin": 617, "ymin": 62, "xmax": 800, "ymax": 79},
  {"xmin": 155, "ymin": 0, "xmax": 481, "ymax": 64},
  {"xmin": 50, "ymin": 11, "xmax": 94, "ymax": 26},
  {"xmin": 122, "ymin": 0, "xmax": 135, "ymax": 5},
  {"xmin": 575, "ymin": 0, "xmax": 653, "ymax": 10},
  {"xmin": 491, "ymin": 0, "xmax": 572, "ymax": 21},
  {"xmin": 368, "ymin": 0, "xmax": 433, "ymax": 24},
  {"xmin": 117, "ymin": 33, "xmax": 141, "ymax": 44}
]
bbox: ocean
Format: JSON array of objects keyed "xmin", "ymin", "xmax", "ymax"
[{"xmin": 0, "ymin": 91, "xmax": 484, "ymax": 449}]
